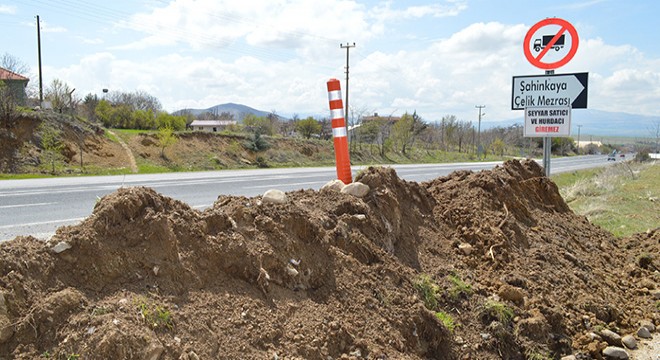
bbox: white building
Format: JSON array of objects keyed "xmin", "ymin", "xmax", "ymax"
[{"xmin": 190, "ymin": 120, "xmax": 237, "ymax": 132}]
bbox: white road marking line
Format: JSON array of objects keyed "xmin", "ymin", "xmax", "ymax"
[
  {"xmin": 0, "ymin": 217, "xmax": 86, "ymax": 230},
  {"xmin": 244, "ymin": 181, "xmax": 326, "ymax": 189},
  {"xmin": 0, "ymin": 202, "xmax": 57, "ymax": 209}
]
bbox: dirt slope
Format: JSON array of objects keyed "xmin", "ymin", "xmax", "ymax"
[{"xmin": 0, "ymin": 159, "xmax": 657, "ymax": 359}]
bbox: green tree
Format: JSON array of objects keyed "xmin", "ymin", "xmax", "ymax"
[
  {"xmin": 157, "ymin": 125, "xmax": 177, "ymax": 158},
  {"xmin": 39, "ymin": 122, "xmax": 65, "ymax": 174},
  {"xmin": 79, "ymin": 93, "xmax": 99, "ymax": 122},
  {"xmin": 295, "ymin": 117, "xmax": 321, "ymax": 139},
  {"xmin": 134, "ymin": 109, "xmax": 156, "ymax": 130},
  {"xmin": 552, "ymin": 137, "xmax": 574, "ymax": 155},
  {"xmin": 156, "ymin": 112, "xmax": 186, "ymax": 131},
  {"xmin": 243, "ymin": 114, "xmax": 272, "ymax": 135},
  {"xmin": 95, "ymin": 100, "xmax": 114, "ymax": 127},
  {"xmin": 390, "ymin": 111, "xmax": 426, "ymax": 154},
  {"xmin": 490, "ymin": 138, "xmax": 506, "ymax": 157}
]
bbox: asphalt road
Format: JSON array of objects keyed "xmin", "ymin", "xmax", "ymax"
[{"xmin": 0, "ymin": 155, "xmax": 617, "ymax": 241}]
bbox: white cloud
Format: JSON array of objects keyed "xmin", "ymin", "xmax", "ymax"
[
  {"xmin": 553, "ymin": 0, "xmax": 607, "ymax": 10},
  {"xmin": 77, "ymin": 37, "xmax": 104, "ymax": 45},
  {"xmin": 0, "ymin": 4, "xmax": 16, "ymax": 14},
  {"xmin": 44, "ymin": 16, "xmax": 660, "ymax": 122},
  {"xmin": 117, "ymin": 0, "xmax": 373, "ymax": 52},
  {"xmin": 370, "ymin": 0, "xmax": 467, "ymax": 21},
  {"xmin": 41, "ymin": 21, "xmax": 67, "ymax": 33}
]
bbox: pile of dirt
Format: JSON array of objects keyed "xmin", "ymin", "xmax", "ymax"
[{"xmin": 0, "ymin": 159, "xmax": 657, "ymax": 359}]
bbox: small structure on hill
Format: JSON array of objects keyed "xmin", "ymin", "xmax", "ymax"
[
  {"xmin": 0, "ymin": 66, "xmax": 29, "ymax": 105},
  {"xmin": 190, "ymin": 119, "xmax": 237, "ymax": 132}
]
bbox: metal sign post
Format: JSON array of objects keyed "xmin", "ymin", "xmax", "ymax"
[{"xmin": 543, "ymin": 69, "xmax": 554, "ymax": 176}]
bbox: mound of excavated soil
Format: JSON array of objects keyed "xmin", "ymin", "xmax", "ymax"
[{"xmin": 0, "ymin": 159, "xmax": 657, "ymax": 359}]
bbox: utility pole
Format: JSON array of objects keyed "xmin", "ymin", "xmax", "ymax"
[
  {"xmin": 576, "ymin": 124, "xmax": 582, "ymax": 155},
  {"xmin": 475, "ymin": 105, "xmax": 486, "ymax": 157},
  {"xmin": 36, "ymin": 15, "xmax": 44, "ymax": 104},
  {"xmin": 340, "ymin": 42, "xmax": 355, "ymax": 135}
]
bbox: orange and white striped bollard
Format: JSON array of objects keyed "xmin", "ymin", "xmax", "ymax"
[{"xmin": 326, "ymin": 78, "xmax": 352, "ymax": 184}]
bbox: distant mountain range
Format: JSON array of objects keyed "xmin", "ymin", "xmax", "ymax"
[
  {"xmin": 174, "ymin": 103, "xmax": 285, "ymax": 122},
  {"xmin": 482, "ymin": 109, "xmax": 658, "ymax": 138},
  {"xmin": 175, "ymin": 103, "xmax": 657, "ymax": 138}
]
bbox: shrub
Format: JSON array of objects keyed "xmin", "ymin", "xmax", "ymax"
[
  {"xmin": 634, "ymin": 150, "xmax": 650, "ymax": 162},
  {"xmin": 244, "ymin": 132, "xmax": 270, "ymax": 152}
]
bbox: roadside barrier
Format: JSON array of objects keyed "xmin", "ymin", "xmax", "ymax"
[{"xmin": 326, "ymin": 79, "xmax": 352, "ymax": 184}]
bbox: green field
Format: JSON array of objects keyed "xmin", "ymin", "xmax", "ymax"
[{"xmin": 553, "ymin": 161, "xmax": 660, "ymax": 237}]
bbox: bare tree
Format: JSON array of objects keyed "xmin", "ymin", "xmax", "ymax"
[
  {"xmin": 106, "ymin": 90, "xmax": 162, "ymax": 113},
  {"xmin": 0, "ymin": 53, "xmax": 29, "ymax": 75},
  {"xmin": 0, "ymin": 83, "xmax": 21, "ymax": 172},
  {"xmin": 649, "ymin": 120, "xmax": 660, "ymax": 154},
  {"xmin": 45, "ymin": 79, "xmax": 77, "ymax": 113}
]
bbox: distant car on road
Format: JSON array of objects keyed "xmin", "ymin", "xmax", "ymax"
[{"xmin": 607, "ymin": 151, "xmax": 617, "ymax": 161}]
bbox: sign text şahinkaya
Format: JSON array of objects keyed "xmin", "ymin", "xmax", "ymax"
[
  {"xmin": 520, "ymin": 79, "xmax": 567, "ymax": 93},
  {"xmin": 514, "ymin": 79, "xmax": 571, "ymax": 107}
]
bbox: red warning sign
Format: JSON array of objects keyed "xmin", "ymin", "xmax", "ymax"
[{"xmin": 524, "ymin": 18, "xmax": 579, "ymax": 70}]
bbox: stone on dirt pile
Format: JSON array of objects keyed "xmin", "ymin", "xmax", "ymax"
[
  {"xmin": 602, "ymin": 346, "xmax": 629, "ymax": 359},
  {"xmin": 320, "ymin": 179, "xmax": 345, "ymax": 192},
  {"xmin": 262, "ymin": 189, "xmax": 287, "ymax": 204},
  {"xmin": 340, "ymin": 181, "xmax": 370, "ymax": 197}
]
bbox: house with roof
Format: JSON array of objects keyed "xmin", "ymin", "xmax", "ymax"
[
  {"xmin": 189, "ymin": 119, "xmax": 237, "ymax": 132},
  {"xmin": 0, "ymin": 67, "xmax": 29, "ymax": 105}
]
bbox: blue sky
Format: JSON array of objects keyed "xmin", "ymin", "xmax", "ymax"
[{"xmin": 1, "ymin": 0, "xmax": 659, "ymax": 125}]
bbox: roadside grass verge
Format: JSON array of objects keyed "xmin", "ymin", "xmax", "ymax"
[{"xmin": 554, "ymin": 161, "xmax": 660, "ymax": 237}]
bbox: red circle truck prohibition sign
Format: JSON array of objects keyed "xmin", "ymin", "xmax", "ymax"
[{"xmin": 524, "ymin": 18, "xmax": 579, "ymax": 70}]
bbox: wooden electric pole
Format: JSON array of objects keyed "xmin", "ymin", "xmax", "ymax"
[
  {"xmin": 475, "ymin": 105, "xmax": 486, "ymax": 157},
  {"xmin": 36, "ymin": 15, "xmax": 43, "ymax": 104},
  {"xmin": 340, "ymin": 42, "xmax": 355, "ymax": 134}
]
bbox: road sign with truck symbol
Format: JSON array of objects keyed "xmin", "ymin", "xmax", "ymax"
[
  {"xmin": 524, "ymin": 18, "xmax": 578, "ymax": 70},
  {"xmin": 534, "ymin": 34, "xmax": 565, "ymax": 52}
]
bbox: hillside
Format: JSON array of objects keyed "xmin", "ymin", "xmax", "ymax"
[
  {"xmin": 0, "ymin": 112, "xmax": 132, "ymax": 175},
  {"xmin": 0, "ymin": 160, "xmax": 657, "ymax": 359},
  {"xmin": 4, "ymin": 111, "xmax": 494, "ymax": 176},
  {"xmin": 173, "ymin": 103, "xmax": 286, "ymax": 122}
]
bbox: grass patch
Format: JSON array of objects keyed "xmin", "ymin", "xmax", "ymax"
[
  {"xmin": 135, "ymin": 297, "xmax": 174, "ymax": 331},
  {"xmin": 113, "ymin": 128, "xmax": 153, "ymax": 135},
  {"xmin": 104, "ymin": 129, "xmax": 119, "ymax": 143},
  {"xmin": 481, "ymin": 299, "xmax": 514, "ymax": 325},
  {"xmin": 525, "ymin": 350, "xmax": 551, "ymax": 360},
  {"xmin": 414, "ymin": 274, "xmax": 439, "ymax": 310},
  {"xmin": 435, "ymin": 311, "xmax": 457, "ymax": 333},
  {"xmin": 135, "ymin": 158, "xmax": 174, "ymax": 174},
  {"xmin": 554, "ymin": 162, "xmax": 660, "ymax": 237},
  {"xmin": 0, "ymin": 173, "xmax": 57, "ymax": 180},
  {"xmin": 447, "ymin": 274, "xmax": 473, "ymax": 300}
]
